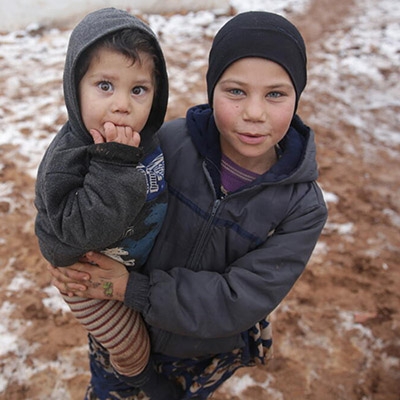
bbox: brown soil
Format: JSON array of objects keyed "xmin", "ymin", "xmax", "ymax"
[{"xmin": 0, "ymin": 0, "xmax": 399, "ymax": 399}]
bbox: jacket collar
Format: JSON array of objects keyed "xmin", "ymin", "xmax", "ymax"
[{"xmin": 186, "ymin": 105, "xmax": 315, "ymax": 187}]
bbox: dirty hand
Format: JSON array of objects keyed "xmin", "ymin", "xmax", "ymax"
[{"xmin": 48, "ymin": 252, "xmax": 129, "ymax": 301}]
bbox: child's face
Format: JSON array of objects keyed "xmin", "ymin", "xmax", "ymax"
[
  {"xmin": 79, "ymin": 47, "xmax": 155, "ymax": 138},
  {"xmin": 213, "ymin": 57, "xmax": 296, "ymax": 173}
]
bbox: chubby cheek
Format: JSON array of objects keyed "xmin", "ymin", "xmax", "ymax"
[
  {"xmin": 80, "ymin": 101, "xmax": 97, "ymax": 130},
  {"xmin": 136, "ymin": 105, "xmax": 152, "ymax": 132},
  {"xmin": 79, "ymin": 89, "xmax": 95, "ymax": 129},
  {"xmin": 274, "ymin": 105, "xmax": 295, "ymax": 137},
  {"xmin": 213, "ymin": 100, "xmax": 238, "ymax": 136}
]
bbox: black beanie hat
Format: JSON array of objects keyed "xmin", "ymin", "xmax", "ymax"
[{"xmin": 206, "ymin": 11, "xmax": 307, "ymax": 108}]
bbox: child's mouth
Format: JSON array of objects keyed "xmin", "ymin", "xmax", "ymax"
[{"xmin": 238, "ymin": 132, "xmax": 265, "ymax": 144}]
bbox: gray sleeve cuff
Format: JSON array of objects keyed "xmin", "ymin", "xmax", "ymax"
[
  {"xmin": 88, "ymin": 142, "xmax": 143, "ymax": 165},
  {"xmin": 124, "ymin": 271, "xmax": 150, "ymax": 313}
]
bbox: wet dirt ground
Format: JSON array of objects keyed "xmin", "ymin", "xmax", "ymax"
[{"xmin": 0, "ymin": 0, "xmax": 399, "ymax": 399}]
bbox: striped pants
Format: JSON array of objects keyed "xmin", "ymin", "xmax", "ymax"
[{"xmin": 63, "ymin": 295, "xmax": 150, "ymax": 377}]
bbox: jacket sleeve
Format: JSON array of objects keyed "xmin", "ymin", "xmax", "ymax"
[
  {"xmin": 35, "ymin": 139, "xmax": 147, "ymax": 266},
  {"xmin": 125, "ymin": 186, "xmax": 327, "ymax": 339}
]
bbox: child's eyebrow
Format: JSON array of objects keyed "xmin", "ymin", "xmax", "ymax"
[
  {"xmin": 132, "ymin": 78, "xmax": 154, "ymax": 86},
  {"xmin": 218, "ymin": 78, "xmax": 244, "ymax": 86},
  {"xmin": 265, "ymin": 83, "xmax": 294, "ymax": 90},
  {"xmin": 219, "ymin": 78, "xmax": 293, "ymax": 90},
  {"xmin": 88, "ymin": 72, "xmax": 117, "ymax": 81},
  {"xmin": 89, "ymin": 73, "xmax": 153, "ymax": 85}
]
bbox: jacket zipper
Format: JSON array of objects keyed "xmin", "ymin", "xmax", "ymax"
[{"xmin": 188, "ymin": 198, "xmax": 221, "ymax": 271}]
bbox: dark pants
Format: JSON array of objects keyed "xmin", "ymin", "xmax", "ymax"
[{"xmin": 84, "ymin": 318, "xmax": 273, "ymax": 400}]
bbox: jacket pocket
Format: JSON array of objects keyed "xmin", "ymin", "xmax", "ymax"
[{"xmin": 148, "ymin": 326, "xmax": 245, "ymax": 358}]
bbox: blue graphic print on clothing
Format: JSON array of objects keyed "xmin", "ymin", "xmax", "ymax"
[{"xmin": 137, "ymin": 147, "xmax": 166, "ymax": 201}]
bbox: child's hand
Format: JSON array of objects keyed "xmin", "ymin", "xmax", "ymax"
[
  {"xmin": 48, "ymin": 252, "xmax": 129, "ymax": 301},
  {"xmin": 89, "ymin": 129, "xmax": 106, "ymax": 144},
  {"xmin": 104, "ymin": 121, "xmax": 141, "ymax": 147},
  {"xmin": 89, "ymin": 122, "xmax": 141, "ymax": 147},
  {"xmin": 47, "ymin": 264, "xmax": 91, "ymax": 297}
]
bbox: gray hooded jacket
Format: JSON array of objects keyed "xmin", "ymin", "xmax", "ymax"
[{"xmin": 35, "ymin": 8, "xmax": 169, "ymax": 267}]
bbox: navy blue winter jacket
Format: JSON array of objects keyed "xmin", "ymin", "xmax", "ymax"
[{"xmin": 124, "ymin": 105, "xmax": 328, "ymax": 358}]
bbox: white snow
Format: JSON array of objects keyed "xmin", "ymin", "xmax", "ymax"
[
  {"xmin": 0, "ymin": 0, "xmax": 399, "ymax": 398},
  {"xmin": 303, "ymin": 0, "xmax": 400, "ymax": 145}
]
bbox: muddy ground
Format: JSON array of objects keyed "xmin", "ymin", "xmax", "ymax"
[{"xmin": 0, "ymin": 0, "xmax": 399, "ymax": 399}]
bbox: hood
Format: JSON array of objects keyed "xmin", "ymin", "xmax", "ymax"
[
  {"xmin": 186, "ymin": 104, "xmax": 318, "ymax": 187},
  {"xmin": 63, "ymin": 8, "xmax": 168, "ymax": 148}
]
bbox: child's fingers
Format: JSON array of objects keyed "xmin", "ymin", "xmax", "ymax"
[
  {"xmin": 89, "ymin": 129, "xmax": 105, "ymax": 144},
  {"xmin": 119, "ymin": 127, "xmax": 140, "ymax": 147},
  {"xmin": 131, "ymin": 130, "xmax": 141, "ymax": 147},
  {"xmin": 103, "ymin": 121, "xmax": 117, "ymax": 141},
  {"xmin": 103, "ymin": 122, "xmax": 141, "ymax": 146},
  {"xmin": 47, "ymin": 264, "xmax": 89, "ymax": 295},
  {"xmin": 50, "ymin": 275, "xmax": 87, "ymax": 295},
  {"xmin": 47, "ymin": 264, "xmax": 91, "ymax": 282}
]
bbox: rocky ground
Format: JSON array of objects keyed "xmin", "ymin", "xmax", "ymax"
[{"xmin": 0, "ymin": 0, "xmax": 399, "ymax": 399}]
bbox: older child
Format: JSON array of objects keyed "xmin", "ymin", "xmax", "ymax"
[
  {"xmin": 34, "ymin": 8, "xmax": 181, "ymax": 400},
  {"xmin": 50, "ymin": 11, "xmax": 328, "ymax": 399}
]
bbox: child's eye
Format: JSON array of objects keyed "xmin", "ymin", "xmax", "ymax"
[
  {"xmin": 229, "ymin": 88, "xmax": 244, "ymax": 96},
  {"xmin": 98, "ymin": 81, "xmax": 113, "ymax": 92},
  {"xmin": 132, "ymin": 86, "xmax": 147, "ymax": 96},
  {"xmin": 267, "ymin": 91, "xmax": 284, "ymax": 98}
]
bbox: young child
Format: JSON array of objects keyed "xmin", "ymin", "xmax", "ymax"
[
  {"xmin": 49, "ymin": 11, "xmax": 328, "ymax": 400},
  {"xmin": 34, "ymin": 8, "xmax": 181, "ymax": 400}
]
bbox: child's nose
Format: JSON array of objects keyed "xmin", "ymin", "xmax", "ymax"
[
  {"xmin": 243, "ymin": 97, "xmax": 266, "ymax": 122},
  {"xmin": 111, "ymin": 92, "xmax": 131, "ymax": 113}
]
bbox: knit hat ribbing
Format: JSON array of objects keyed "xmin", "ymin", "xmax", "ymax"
[{"xmin": 206, "ymin": 12, "xmax": 307, "ymax": 108}]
